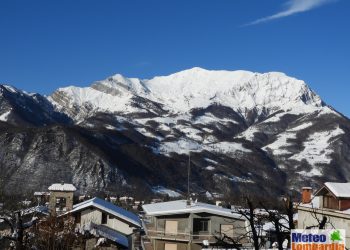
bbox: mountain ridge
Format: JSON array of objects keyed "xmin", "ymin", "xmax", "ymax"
[{"xmin": 0, "ymin": 68, "xmax": 349, "ymax": 199}]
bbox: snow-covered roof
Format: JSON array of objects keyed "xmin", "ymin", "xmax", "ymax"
[
  {"xmin": 313, "ymin": 182, "xmax": 350, "ymax": 198},
  {"xmin": 21, "ymin": 205, "xmax": 49, "ymax": 216},
  {"xmin": 70, "ymin": 197, "xmax": 141, "ymax": 227},
  {"xmin": 79, "ymin": 222, "xmax": 129, "ymax": 247},
  {"xmin": 48, "ymin": 183, "xmax": 76, "ymax": 192},
  {"xmin": 34, "ymin": 192, "xmax": 50, "ymax": 196},
  {"xmin": 323, "ymin": 182, "xmax": 350, "ymax": 198},
  {"xmin": 142, "ymin": 200, "xmax": 243, "ymax": 219}
]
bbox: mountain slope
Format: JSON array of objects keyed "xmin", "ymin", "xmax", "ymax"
[{"xmin": 0, "ymin": 68, "xmax": 349, "ymax": 198}]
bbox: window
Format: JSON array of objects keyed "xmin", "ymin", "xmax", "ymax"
[
  {"xmin": 102, "ymin": 213, "xmax": 108, "ymax": 224},
  {"xmin": 55, "ymin": 197, "xmax": 66, "ymax": 210},
  {"xmin": 193, "ymin": 218, "xmax": 209, "ymax": 232}
]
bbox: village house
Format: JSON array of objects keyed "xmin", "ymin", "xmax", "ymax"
[
  {"xmin": 142, "ymin": 199, "xmax": 247, "ymax": 250},
  {"xmin": 48, "ymin": 182, "xmax": 76, "ymax": 215},
  {"xmin": 34, "ymin": 191, "xmax": 50, "ymax": 205},
  {"xmin": 296, "ymin": 183, "xmax": 350, "ymax": 248},
  {"xmin": 65, "ymin": 197, "xmax": 142, "ymax": 249}
]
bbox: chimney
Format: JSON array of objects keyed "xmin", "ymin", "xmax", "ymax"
[{"xmin": 301, "ymin": 187, "xmax": 312, "ymax": 204}]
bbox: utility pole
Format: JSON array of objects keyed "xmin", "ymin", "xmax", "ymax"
[{"xmin": 187, "ymin": 151, "xmax": 191, "ymax": 205}]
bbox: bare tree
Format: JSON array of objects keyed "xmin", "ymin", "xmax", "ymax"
[{"xmin": 0, "ymin": 211, "xmax": 38, "ymax": 249}]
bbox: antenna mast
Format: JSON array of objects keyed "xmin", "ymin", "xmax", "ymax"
[{"xmin": 187, "ymin": 152, "xmax": 191, "ymax": 200}]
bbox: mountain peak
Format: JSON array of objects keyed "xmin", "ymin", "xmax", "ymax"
[{"xmin": 49, "ymin": 68, "xmax": 324, "ymax": 119}]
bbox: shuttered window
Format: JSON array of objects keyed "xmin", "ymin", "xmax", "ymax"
[
  {"xmin": 221, "ymin": 224, "xmax": 234, "ymax": 238},
  {"xmin": 165, "ymin": 220, "xmax": 178, "ymax": 234},
  {"xmin": 165, "ymin": 243, "xmax": 177, "ymax": 250}
]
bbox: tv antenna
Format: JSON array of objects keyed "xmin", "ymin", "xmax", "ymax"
[{"xmin": 187, "ymin": 151, "xmax": 191, "ymax": 206}]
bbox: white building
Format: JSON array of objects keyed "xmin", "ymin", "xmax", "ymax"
[
  {"xmin": 66, "ymin": 197, "xmax": 142, "ymax": 249},
  {"xmin": 142, "ymin": 199, "xmax": 248, "ymax": 250}
]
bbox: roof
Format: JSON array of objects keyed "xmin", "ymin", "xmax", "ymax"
[
  {"xmin": 34, "ymin": 192, "xmax": 50, "ymax": 196},
  {"xmin": 21, "ymin": 205, "xmax": 49, "ymax": 216},
  {"xmin": 142, "ymin": 200, "xmax": 243, "ymax": 219},
  {"xmin": 70, "ymin": 197, "xmax": 141, "ymax": 228},
  {"xmin": 48, "ymin": 183, "xmax": 76, "ymax": 192},
  {"xmin": 79, "ymin": 222, "xmax": 129, "ymax": 247},
  {"xmin": 314, "ymin": 182, "xmax": 350, "ymax": 198},
  {"xmin": 297, "ymin": 196, "xmax": 350, "ymax": 216}
]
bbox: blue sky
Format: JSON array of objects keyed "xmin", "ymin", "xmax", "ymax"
[{"xmin": 0, "ymin": 0, "xmax": 349, "ymax": 116}]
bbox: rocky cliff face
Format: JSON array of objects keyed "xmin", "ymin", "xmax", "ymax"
[{"xmin": 0, "ymin": 68, "xmax": 349, "ymax": 198}]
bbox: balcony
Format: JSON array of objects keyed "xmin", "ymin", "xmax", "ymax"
[
  {"xmin": 145, "ymin": 226, "xmax": 190, "ymax": 241},
  {"xmin": 192, "ymin": 233, "xmax": 216, "ymax": 243},
  {"xmin": 144, "ymin": 225, "xmax": 217, "ymax": 242}
]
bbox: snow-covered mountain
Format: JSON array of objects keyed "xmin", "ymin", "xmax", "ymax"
[
  {"xmin": 0, "ymin": 68, "xmax": 349, "ymax": 199},
  {"xmin": 50, "ymin": 67, "xmax": 323, "ymax": 120}
]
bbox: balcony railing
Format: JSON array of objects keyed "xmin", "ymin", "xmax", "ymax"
[
  {"xmin": 192, "ymin": 233, "xmax": 216, "ymax": 242},
  {"xmin": 146, "ymin": 229, "xmax": 191, "ymax": 241},
  {"xmin": 144, "ymin": 227, "xmax": 217, "ymax": 242}
]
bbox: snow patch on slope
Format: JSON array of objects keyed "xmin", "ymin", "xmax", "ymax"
[
  {"xmin": 152, "ymin": 186, "xmax": 182, "ymax": 197},
  {"xmin": 290, "ymin": 126, "xmax": 344, "ymax": 166},
  {"xmin": 263, "ymin": 132, "xmax": 296, "ymax": 155},
  {"xmin": 0, "ymin": 110, "xmax": 11, "ymax": 122},
  {"xmin": 158, "ymin": 138, "xmax": 250, "ymax": 156},
  {"xmin": 287, "ymin": 122, "xmax": 313, "ymax": 132}
]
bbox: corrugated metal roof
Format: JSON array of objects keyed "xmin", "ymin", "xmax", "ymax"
[{"xmin": 142, "ymin": 200, "xmax": 243, "ymax": 219}]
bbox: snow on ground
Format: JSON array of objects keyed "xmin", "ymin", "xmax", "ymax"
[
  {"xmin": 204, "ymin": 158, "xmax": 218, "ymax": 165},
  {"xmin": 194, "ymin": 113, "xmax": 238, "ymax": 125},
  {"xmin": 205, "ymin": 166, "xmax": 215, "ymax": 171},
  {"xmin": 262, "ymin": 111, "xmax": 287, "ymax": 123},
  {"xmin": 158, "ymin": 138, "xmax": 202, "ymax": 155},
  {"xmin": 236, "ymin": 126, "xmax": 259, "ymax": 141},
  {"xmin": 229, "ymin": 175, "xmax": 254, "ymax": 183},
  {"xmin": 105, "ymin": 125, "xmax": 115, "ymax": 130},
  {"xmin": 263, "ymin": 132, "xmax": 296, "ymax": 155},
  {"xmin": 135, "ymin": 127, "xmax": 162, "ymax": 140},
  {"xmin": 158, "ymin": 138, "xmax": 250, "ymax": 156},
  {"xmin": 297, "ymin": 169, "xmax": 322, "ymax": 177},
  {"xmin": 202, "ymin": 135, "xmax": 218, "ymax": 144},
  {"xmin": 176, "ymin": 125, "xmax": 203, "ymax": 141},
  {"xmin": 158, "ymin": 124, "xmax": 171, "ymax": 131},
  {"xmin": 202, "ymin": 128, "xmax": 214, "ymax": 133},
  {"xmin": 317, "ymin": 106, "xmax": 341, "ymax": 117},
  {"xmin": 204, "ymin": 141, "xmax": 251, "ymax": 154},
  {"xmin": 214, "ymin": 174, "xmax": 253, "ymax": 183},
  {"xmin": 290, "ymin": 126, "xmax": 344, "ymax": 166},
  {"xmin": 287, "ymin": 122, "xmax": 313, "ymax": 132},
  {"xmin": 0, "ymin": 110, "xmax": 10, "ymax": 122},
  {"xmin": 152, "ymin": 186, "xmax": 182, "ymax": 197}
]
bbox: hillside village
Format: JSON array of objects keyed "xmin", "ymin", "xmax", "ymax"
[{"xmin": 1, "ymin": 181, "xmax": 349, "ymax": 250}]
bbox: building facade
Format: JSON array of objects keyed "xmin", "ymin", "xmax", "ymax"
[
  {"xmin": 142, "ymin": 200, "xmax": 247, "ymax": 250},
  {"xmin": 67, "ymin": 197, "xmax": 142, "ymax": 249},
  {"xmin": 48, "ymin": 183, "xmax": 76, "ymax": 215}
]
